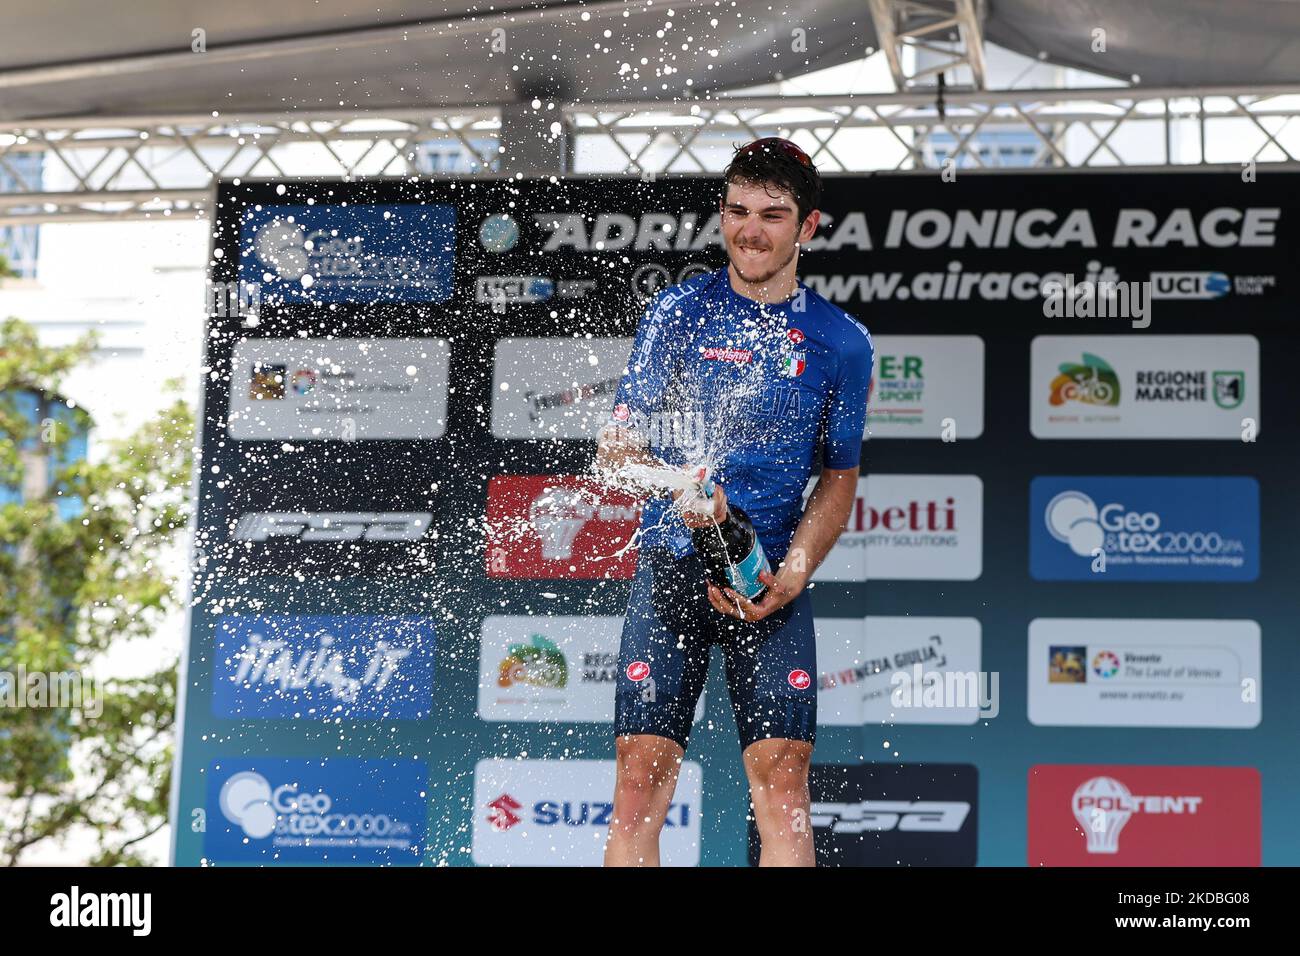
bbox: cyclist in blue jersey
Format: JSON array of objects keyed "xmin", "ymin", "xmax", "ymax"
[{"xmin": 596, "ymin": 138, "xmax": 874, "ymax": 867}]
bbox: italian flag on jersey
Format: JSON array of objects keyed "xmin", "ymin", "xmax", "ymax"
[{"xmin": 781, "ymin": 351, "xmax": 807, "ymax": 377}]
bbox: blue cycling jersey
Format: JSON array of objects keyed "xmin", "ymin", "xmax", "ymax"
[{"xmin": 607, "ymin": 266, "xmax": 874, "ymax": 564}]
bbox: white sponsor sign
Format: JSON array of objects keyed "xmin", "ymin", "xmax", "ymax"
[
  {"xmin": 229, "ymin": 337, "xmax": 450, "ymax": 439},
  {"xmin": 866, "ymin": 336, "xmax": 984, "ymax": 439},
  {"xmin": 490, "ymin": 337, "xmax": 633, "ymax": 439},
  {"xmin": 1027, "ymin": 618, "xmax": 1261, "ymax": 728},
  {"xmin": 477, "ymin": 615, "xmax": 704, "ymax": 723},
  {"xmin": 472, "ymin": 758, "xmax": 702, "ymax": 866},
  {"xmin": 806, "ymin": 474, "xmax": 983, "ymax": 581},
  {"xmin": 1030, "ymin": 335, "xmax": 1259, "ymax": 439},
  {"xmin": 817, "ymin": 617, "xmax": 984, "ymax": 725}
]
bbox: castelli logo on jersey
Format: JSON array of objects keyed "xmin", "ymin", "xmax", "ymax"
[
  {"xmin": 627, "ymin": 661, "xmax": 651, "ymax": 682},
  {"xmin": 612, "ymin": 403, "xmax": 630, "ymax": 422},
  {"xmin": 787, "ymin": 328, "xmax": 806, "ymax": 346},
  {"xmin": 788, "ymin": 669, "xmax": 811, "ymax": 690},
  {"xmin": 700, "ymin": 346, "xmax": 753, "ymax": 363}
]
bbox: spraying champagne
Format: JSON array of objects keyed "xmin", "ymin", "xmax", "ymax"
[
  {"xmin": 615, "ymin": 461, "xmax": 772, "ymax": 602},
  {"xmin": 678, "ymin": 466, "xmax": 771, "ymax": 602}
]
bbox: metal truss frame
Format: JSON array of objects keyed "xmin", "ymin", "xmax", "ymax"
[
  {"xmin": 868, "ymin": 0, "xmax": 988, "ymax": 91},
  {"xmin": 4, "ymin": 85, "xmax": 1300, "ymax": 224}
]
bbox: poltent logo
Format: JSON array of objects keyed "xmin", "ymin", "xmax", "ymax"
[{"xmin": 1028, "ymin": 764, "xmax": 1260, "ymax": 865}]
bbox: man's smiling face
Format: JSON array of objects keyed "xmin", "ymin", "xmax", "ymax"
[{"xmin": 720, "ymin": 177, "xmax": 814, "ymax": 285}]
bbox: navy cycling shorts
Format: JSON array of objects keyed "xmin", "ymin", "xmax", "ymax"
[{"xmin": 613, "ymin": 545, "xmax": 817, "ymax": 754}]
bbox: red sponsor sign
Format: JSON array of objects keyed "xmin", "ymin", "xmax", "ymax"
[
  {"xmin": 486, "ymin": 475, "xmax": 641, "ymax": 579},
  {"xmin": 1027, "ymin": 764, "xmax": 1260, "ymax": 866}
]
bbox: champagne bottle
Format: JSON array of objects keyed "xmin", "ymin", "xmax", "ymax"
[{"xmin": 686, "ymin": 475, "xmax": 770, "ymax": 602}]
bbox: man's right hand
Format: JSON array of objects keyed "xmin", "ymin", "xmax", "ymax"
[
  {"xmin": 595, "ymin": 422, "xmax": 658, "ymax": 476},
  {"xmin": 676, "ymin": 481, "xmax": 727, "ymax": 528}
]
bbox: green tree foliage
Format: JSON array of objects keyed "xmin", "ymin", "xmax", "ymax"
[{"xmin": 0, "ymin": 316, "xmax": 194, "ymax": 865}]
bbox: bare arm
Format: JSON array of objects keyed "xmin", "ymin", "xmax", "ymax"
[
  {"xmin": 594, "ymin": 423, "xmax": 728, "ymax": 523},
  {"xmin": 594, "ymin": 422, "xmax": 663, "ymax": 476},
  {"xmin": 704, "ymin": 464, "xmax": 859, "ymax": 620},
  {"xmin": 779, "ymin": 465, "xmax": 860, "ymax": 590}
]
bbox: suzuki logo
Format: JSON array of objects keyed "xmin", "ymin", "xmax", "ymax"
[{"xmin": 487, "ymin": 793, "xmax": 524, "ymax": 831}]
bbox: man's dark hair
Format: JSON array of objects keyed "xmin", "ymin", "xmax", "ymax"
[{"xmin": 721, "ymin": 137, "xmax": 823, "ymax": 226}]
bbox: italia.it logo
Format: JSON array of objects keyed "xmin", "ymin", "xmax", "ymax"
[{"xmin": 1049, "ymin": 353, "xmax": 1119, "ymax": 407}]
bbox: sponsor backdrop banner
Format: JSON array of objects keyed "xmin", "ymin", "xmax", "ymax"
[{"xmin": 173, "ymin": 172, "xmax": 1299, "ymax": 866}]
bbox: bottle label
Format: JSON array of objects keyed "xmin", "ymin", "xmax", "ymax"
[{"xmin": 725, "ymin": 536, "xmax": 770, "ymax": 600}]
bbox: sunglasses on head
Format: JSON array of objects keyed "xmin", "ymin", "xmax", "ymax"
[{"xmin": 736, "ymin": 137, "xmax": 814, "ymax": 168}]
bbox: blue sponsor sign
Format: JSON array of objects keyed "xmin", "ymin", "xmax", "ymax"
[
  {"xmin": 1030, "ymin": 476, "xmax": 1259, "ymax": 582},
  {"xmin": 212, "ymin": 615, "xmax": 436, "ymax": 719},
  {"xmin": 206, "ymin": 758, "xmax": 428, "ymax": 864},
  {"xmin": 239, "ymin": 203, "xmax": 455, "ymax": 303}
]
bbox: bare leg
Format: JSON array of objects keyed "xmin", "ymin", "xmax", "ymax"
[
  {"xmin": 604, "ymin": 733, "xmax": 686, "ymax": 867},
  {"xmin": 743, "ymin": 737, "xmax": 814, "ymax": 867}
]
